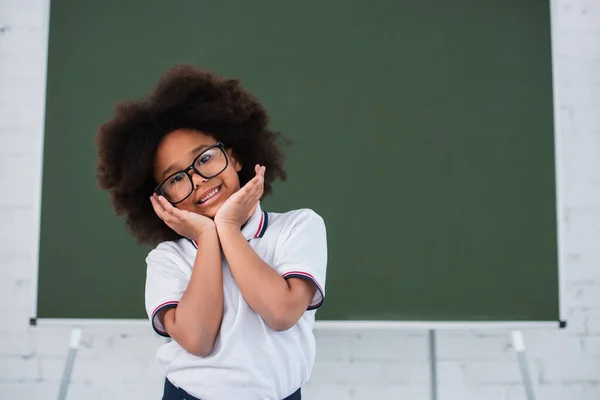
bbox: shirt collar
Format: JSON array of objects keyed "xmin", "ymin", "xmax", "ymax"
[
  {"xmin": 190, "ymin": 203, "xmax": 268, "ymax": 248},
  {"xmin": 241, "ymin": 202, "xmax": 268, "ymax": 240}
]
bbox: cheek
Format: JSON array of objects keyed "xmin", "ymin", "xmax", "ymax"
[
  {"xmin": 223, "ymin": 166, "xmax": 241, "ymax": 190},
  {"xmin": 177, "ymin": 199, "xmax": 197, "ymax": 213}
]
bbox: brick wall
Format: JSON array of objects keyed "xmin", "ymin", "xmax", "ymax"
[{"xmin": 1, "ymin": 0, "xmax": 598, "ymax": 399}]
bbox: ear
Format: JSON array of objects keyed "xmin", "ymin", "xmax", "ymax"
[{"xmin": 226, "ymin": 149, "xmax": 242, "ymax": 172}]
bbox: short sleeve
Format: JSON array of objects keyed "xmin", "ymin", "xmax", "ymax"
[
  {"xmin": 145, "ymin": 243, "xmax": 189, "ymax": 337},
  {"xmin": 274, "ymin": 209, "xmax": 328, "ymax": 310}
]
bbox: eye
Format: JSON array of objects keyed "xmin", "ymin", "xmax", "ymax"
[
  {"xmin": 169, "ymin": 172, "xmax": 186, "ymax": 186},
  {"xmin": 196, "ymin": 150, "xmax": 216, "ymax": 166}
]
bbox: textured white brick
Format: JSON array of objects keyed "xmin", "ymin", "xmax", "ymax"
[
  {"xmin": 560, "ymin": 82, "xmax": 597, "ymax": 110},
  {"xmin": 38, "ymin": 356, "xmax": 66, "ymax": 381},
  {"xmin": 565, "ymin": 251, "xmax": 600, "ymax": 283},
  {"xmin": 310, "ymin": 359, "xmax": 430, "ymax": 386},
  {"xmin": 63, "ymin": 382, "xmax": 105, "ymax": 400},
  {"xmin": 30, "ymin": 329, "xmax": 72, "ymax": 357},
  {"xmin": 557, "ymin": 31, "xmax": 600, "ymax": 59},
  {"xmin": 0, "ymin": 154, "xmax": 37, "ymax": 207},
  {"xmin": 0, "ymin": 381, "xmax": 57, "ymax": 400},
  {"xmin": 437, "ymin": 333, "xmax": 512, "ymax": 361},
  {"xmin": 39, "ymin": 355, "xmax": 161, "ymax": 383},
  {"xmin": 0, "ymin": 251, "xmax": 33, "ymax": 281},
  {"xmin": 525, "ymin": 332, "xmax": 583, "ymax": 359},
  {"xmin": 581, "ymin": 336, "xmax": 600, "ymax": 357},
  {"xmin": 584, "ymin": 310, "xmax": 600, "ymax": 334},
  {"xmin": 351, "ymin": 385, "xmax": 429, "ymax": 400},
  {"xmin": 0, "ymin": 332, "xmax": 33, "ymax": 356},
  {"xmin": 64, "ymin": 381, "xmax": 164, "ymax": 400},
  {"xmin": 348, "ymin": 331, "xmax": 427, "ymax": 362},
  {"xmin": 563, "ymin": 133, "xmax": 600, "ymax": 184},
  {"xmin": 564, "ymin": 184, "xmax": 600, "ymax": 209},
  {"xmin": 529, "ymin": 383, "xmax": 600, "ymax": 400},
  {"xmin": 0, "ymin": 207, "xmax": 35, "ymax": 255},
  {"xmin": 564, "ymin": 208, "xmax": 600, "ymax": 251},
  {"xmin": 0, "ymin": 0, "xmax": 45, "ymax": 21},
  {"xmin": 0, "ymin": 277, "xmax": 34, "ymax": 333},
  {"xmin": 559, "ymin": 104, "xmax": 600, "ymax": 135},
  {"xmin": 567, "ymin": 281, "xmax": 600, "ymax": 308},
  {"xmin": 0, "ymin": 127, "xmax": 41, "ymax": 149},
  {"xmin": 380, "ymin": 361, "xmax": 429, "ymax": 385},
  {"xmin": 437, "ymin": 361, "xmax": 466, "ymax": 385},
  {"xmin": 0, "ymin": 306, "xmax": 35, "ymax": 333},
  {"xmin": 557, "ymin": 3, "xmax": 600, "ymax": 30},
  {"xmin": 0, "ymin": 97, "xmax": 46, "ymax": 129},
  {"xmin": 71, "ymin": 357, "xmax": 161, "ymax": 383},
  {"xmin": 558, "ymin": 307, "xmax": 591, "ymax": 334},
  {"xmin": 313, "ymin": 331, "xmax": 353, "ymax": 361},
  {"xmin": 301, "ymin": 384, "xmax": 352, "ymax": 400},
  {"xmin": 464, "ymin": 360, "xmax": 539, "ymax": 385},
  {"xmin": 0, "ymin": 355, "xmax": 40, "ymax": 381},
  {"xmin": 441, "ymin": 385, "xmax": 513, "ymax": 400},
  {"xmin": 0, "ymin": 273, "xmax": 31, "ymax": 301},
  {"xmin": 543, "ymin": 359, "xmax": 600, "ymax": 383},
  {"xmin": 555, "ymin": 56, "xmax": 600, "ymax": 86},
  {"xmin": 309, "ymin": 360, "xmax": 385, "ymax": 385},
  {"xmin": 77, "ymin": 331, "xmax": 163, "ymax": 359}
]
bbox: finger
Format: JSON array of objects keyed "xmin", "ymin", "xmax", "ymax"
[
  {"xmin": 157, "ymin": 196, "xmax": 186, "ymax": 223},
  {"xmin": 244, "ymin": 174, "xmax": 262, "ymax": 192},
  {"xmin": 152, "ymin": 202, "xmax": 175, "ymax": 226},
  {"xmin": 256, "ymin": 164, "xmax": 266, "ymax": 177},
  {"xmin": 238, "ymin": 176, "xmax": 260, "ymax": 196},
  {"xmin": 254, "ymin": 170, "xmax": 265, "ymax": 189},
  {"xmin": 158, "ymin": 195, "xmax": 179, "ymax": 216},
  {"xmin": 248, "ymin": 169, "xmax": 264, "ymax": 191},
  {"xmin": 150, "ymin": 196, "xmax": 167, "ymax": 220},
  {"xmin": 151, "ymin": 196, "xmax": 182, "ymax": 230},
  {"xmin": 235, "ymin": 169, "xmax": 265, "ymax": 203},
  {"xmin": 244, "ymin": 178, "xmax": 264, "ymax": 204},
  {"xmin": 247, "ymin": 169, "xmax": 263, "ymax": 187},
  {"xmin": 242, "ymin": 185, "xmax": 259, "ymax": 202}
]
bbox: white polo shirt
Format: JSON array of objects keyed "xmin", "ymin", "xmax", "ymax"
[{"xmin": 144, "ymin": 203, "xmax": 327, "ymax": 400}]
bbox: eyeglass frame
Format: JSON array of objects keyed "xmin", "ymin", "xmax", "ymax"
[{"xmin": 153, "ymin": 142, "xmax": 229, "ymax": 205}]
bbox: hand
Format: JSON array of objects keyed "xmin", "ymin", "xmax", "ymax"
[
  {"xmin": 214, "ymin": 164, "xmax": 265, "ymax": 229},
  {"xmin": 150, "ymin": 194, "xmax": 216, "ymax": 240}
]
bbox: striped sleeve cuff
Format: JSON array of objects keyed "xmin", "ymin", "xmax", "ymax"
[
  {"xmin": 282, "ymin": 270, "xmax": 325, "ymax": 310},
  {"xmin": 151, "ymin": 300, "xmax": 179, "ymax": 337}
]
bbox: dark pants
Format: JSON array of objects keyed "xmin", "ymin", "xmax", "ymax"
[{"xmin": 163, "ymin": 379, "xmax": 301, "ymax": 400}]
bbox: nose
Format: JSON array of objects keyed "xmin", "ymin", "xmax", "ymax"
[{"xmin": 189, "ymin": 169, "xmax": 208, "ymax": 188}]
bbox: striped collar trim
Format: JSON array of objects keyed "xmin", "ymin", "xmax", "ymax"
[
  {"xmin": 252, "ymin": 211, "xmax": 269, "ymax": 239},
  {"xmin": 190, "ymin": 204, "xmax": 269, "ymax": 248}
]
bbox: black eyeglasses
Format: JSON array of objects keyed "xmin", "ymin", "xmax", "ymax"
[{"xmin": 154, "ymin": 142, "xmax": 228, "ymax": 204}]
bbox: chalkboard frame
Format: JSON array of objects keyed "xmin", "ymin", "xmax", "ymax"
[{"xmin": 32, "ymin": 0, "xmax": 567, "ymax": 330}]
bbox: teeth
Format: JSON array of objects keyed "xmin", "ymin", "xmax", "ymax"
[{"xmin": 200, "ymin": 186, "xmax": 220, "ymax": 203}]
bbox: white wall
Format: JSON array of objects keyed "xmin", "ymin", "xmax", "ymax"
[{"xmin": 1, "ymin": 0, "xmax": 599, "ymax": 399}]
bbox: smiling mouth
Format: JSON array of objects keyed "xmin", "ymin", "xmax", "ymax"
[{"xmin": 197, "ymin": 185, "xmax": 221, "ymax": 205}]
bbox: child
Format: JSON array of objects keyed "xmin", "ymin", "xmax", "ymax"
[{"xmin": 95, "ymin": 65, "xmax": 327, "ymax": 400}]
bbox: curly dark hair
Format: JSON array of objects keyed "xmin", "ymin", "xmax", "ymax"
[{"xmin": 95, "ymin": 65, "xmax": 288, "ymax": 246}]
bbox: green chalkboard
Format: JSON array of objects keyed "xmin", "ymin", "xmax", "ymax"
[{"xmin": 37, "ymin": 0, "xmax": 559, "ymax": 323}]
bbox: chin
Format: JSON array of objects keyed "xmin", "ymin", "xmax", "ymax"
[{"xmin": 195, "ymin": 201, "xmax": 223, "ymax": 220}]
